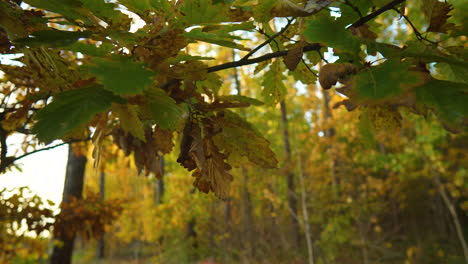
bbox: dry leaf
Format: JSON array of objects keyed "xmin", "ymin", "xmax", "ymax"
[
  {"xmin": 319, "ymin": 63, "xmax": 358, "ymax": 89},
  {"xmin": 426, "ymin": 1, "xmax": 454, "ymax": 33},
  {"xmin": 271, "ymin": 0, "xmax": 333, "ymax": 17},
  {"xmin": 283, "ymin": 42, "xmax": 306, "ymax": 71}
]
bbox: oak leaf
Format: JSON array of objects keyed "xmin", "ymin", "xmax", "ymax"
[{"xmin": 212, "ymin": 110, "xmax": 278, "ymax": 168}]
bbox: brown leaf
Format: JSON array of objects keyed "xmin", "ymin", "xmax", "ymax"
[
  {"xmin": 191, "ymin": 136, "xmax": 232, "ymax": 200},
  {"xmin": 177, "ymin": 119, "xmax": 204, "ymax": 172},
  {"xmin": 319, "ymin": 63, "xmax": 358, "ymax": 89},
  {"xmin": 179, "ymin": 118, "xmax": 233, "ymax": 200},
  {"xmin": 153, "ymin": 127, "xmax": 174, "ymax": 154},
  {"xmin": 283, "ymin": 42, "xmax": 306, "ymax": 71},
  {"xmin": 203, "ymin": 138, "xmax": 233, "ymax": 200},
  {"xmin": 333, "ymin": 99, "xmax": 358, "ymax": 111},
  {"xmin": 271, "ymin": 0, "xmax": 333, "ymax": 17},
  {"xmin": 350, "ymin": 24, "xmax": 377, "ymax": 40},
  {"xmin": 425, "ymin": 1, "xmax": 454, "ymax": 33}
]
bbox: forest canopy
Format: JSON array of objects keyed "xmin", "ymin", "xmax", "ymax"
[{"xmin": 0, "ymin": 0, "xmax": 466, "ymax": 198}]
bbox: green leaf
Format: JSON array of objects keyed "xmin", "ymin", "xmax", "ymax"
[
  {"xmin": 304, "ymin": 15, "xmax": 361, "ymax": 54},
  {"xmin": 13, "ymin": 30, "xmax": 92, "ymax": 47},
  {"xmin": 146, "ymin": 89, "xmax": 187, "ymax": 130},
  {"xmin": 79, "ymin": 0, "xmax": 127, "ymax": 24},
  {"xmin": 401, "ymin": 41, "xmax": 468, "ymax": 69},
  {"xmin": 351, "ymin": 60, "xmax": 422, "ymax": 102},
  {"xmin": 118, "ymin": 0, "xmax": 170, "ymax": 16},
  {"xmin": 178, "ymin": 0, "xmax": 229, "ymax": 25},
  {"xmin": 87, "ymin": 55, "xmax": 156, "ymax": 95},
  {"xmin": 197, "ymin": 73, "xmax": 222, "ymax": 97},
  {"xmin": 184, "ymin": 28, "xmax": 249, "ymax": 51},
  {"xmin": 289, "ymin": 62, "xmax": 317, "ymax": 85},
  {"xmin": 415, "ymin": 79, "xmax": 468, "ymax": 133},
  {"xmin": 212, "ymin": 110, "xmax": 278, "ymax": 168},
  {"xmin": 336, "ymin": 0, "xmax": 373, "ymax": 25},
  {"xmin": 23, "ymin": 0, "xmax": 87, "ymax": 22},
  {"xmin": 32, "ymin": 86, "xmax": 124, "ymax": 143},
  {"xmin": 261, "ymin": 60, "xmax": 287, "ymax": 104},
  {"xmin": 65, "ymin": 41, "xmax": 113, "ymax": 57}
]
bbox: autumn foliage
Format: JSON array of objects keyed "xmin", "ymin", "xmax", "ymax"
[{"xmin": 0, "ymin": 0, "xmax": 467, "ymax": 263}]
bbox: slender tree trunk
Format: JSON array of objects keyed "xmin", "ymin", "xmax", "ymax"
[
  {"xmin": 298, "ymin": 155, "xmax": 314, "ymax": 264},
  {"xmin": 154, "ymin": 157, "xmax": 165, "ymax": 204},
  {"xmin": 280, "ymin": 100, "xmax": 300, "ymax": 248},
  {"xmin": 321, "ymin": 89, "xmax": 339, "ymax": 196},
  {"xmin": 97, "ymin": 171, "xmax": 105, "ymax": 259},
  {"xmin": 233, "ymin": 50, "xmax": 255, "ymax": 256},
  {"xmin": 50, "ymin": 144, "xmax": 87, "ymax": 264},
  {"xmin": 434, "ymin": 174, "xmax": 468, "ymax": 264}
]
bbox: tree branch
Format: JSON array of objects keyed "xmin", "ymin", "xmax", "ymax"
[
  {"xmin": 159, "ymin": 43, "xmax": 321, "ymax": 90},
  {"xmin": 0, "ymin": 138, "xmax": 92, "ymax": 173},
  {"xmin": 207, "ymin": 43, "xmax": 321, "ymax": 73},
  {"xmin": 350, "ymin": 0, "xmax": 406, "ymax": 28}
]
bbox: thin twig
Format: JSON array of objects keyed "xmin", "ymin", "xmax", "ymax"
[
  {"xmin": 392, "ymin": 8, "xmax": 438, "ymax": 45},
  {"xmin": 256, "ymin": 28, "xmax": 280, "ymax": 52},
  {"xmin": 242, "ymin": 18, "xmax": 294, "ymax": 61},
  {"xmin": 6, "ymin": 137, "xmax": 92, "ymax": 169},
  {"xmin": 301, "ymin": 58, "xmax": 318, "ymax": 77}
]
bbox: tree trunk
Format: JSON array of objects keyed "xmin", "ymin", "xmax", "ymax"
[
  {"xmin": 321, "ymin": 89, "xmax": 339, "ymax": 196},
  {"xmin": 298, "ymin": 155, "xmax": 314, "ymax": 264},
  {"xmin": 154, "ymin": 157, "xmax": 165, "ymax": 204},
  {"xmin": 97, "ymin": 171, "xmax": 105, "ymax": 259},
  {"xmin": 280, "ymin": 100, "xmax": 300, "ymax": 248},
  {"xmin": 233, "ymin": 50, "xmax": 255, "ymax": 256},
  {"xmin": 50, "ymin": 144, "xmax": 87, "ymax": 264}
]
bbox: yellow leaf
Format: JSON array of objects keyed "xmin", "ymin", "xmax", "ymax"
[{"xmin": 113, "ymin": 104, "xmax": 146, "ymax": 141}]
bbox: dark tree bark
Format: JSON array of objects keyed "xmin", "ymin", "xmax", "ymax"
[
  {"xmin": 49, "ymin": 144, "xmax": 87, "ymax": 264},
  {"xmin": 154, "ymin": 157, "xmax": 165, "ymax": 204},
  {"xmin": 96, "ymin": 171, "xmax": 105, "ymax": 259}
]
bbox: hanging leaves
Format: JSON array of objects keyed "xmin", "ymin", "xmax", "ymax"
[
  {"xmin": 212, "ymin": 110, "xmax": 277, "ymax": 168},
  {"xmin": 112, "ymin": 127, "xmax": 169, "ymax": 177},
  {"xmin": 177, "ymin": 118, "xmax": 233, "ymax": 200},
  {"xmin": 112, "ymin": 104, "xmax": 146, "ymax": 141}
]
